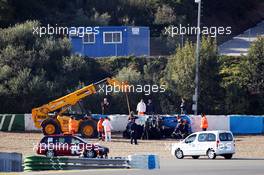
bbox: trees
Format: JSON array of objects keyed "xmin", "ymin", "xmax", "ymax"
[
  {"xmin": 244, "ymin": 37, "xmax": 264, "ymax": 95},
  {"xmin": 218, "ymin": 37, "xmax": 264, "ymax": 114},
  {"xmin": 241, "ymin": 37, "xmax": 264, "ymax": 114},
  {"xmin": 0, "ymin": 21, "xmax": 103, "ymax": 113},
  {"xmin": 0, "ymin": 20, "xmax": 263, "ymax": 114},
  {"xmin": 219, "ymin": 56, "xmax": 249, "ymax": 114},
  {"xmin": 165, "ymin": 37, "xmax": 222, "ymax": 114}
]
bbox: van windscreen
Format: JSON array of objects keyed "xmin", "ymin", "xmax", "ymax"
[{"xmin": 219, "ymin": 133, "xmax": 233, "ymax": 141}]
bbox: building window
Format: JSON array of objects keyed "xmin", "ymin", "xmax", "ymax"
[
  {"xmin": 83, "ymin": 33, "xmax": 95, "ymax": 44},
  {"xmin": 103, "ymin": 32, "xmax": 122, "ymax": 44}
]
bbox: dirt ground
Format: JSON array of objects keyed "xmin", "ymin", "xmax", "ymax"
[{"xmin": 0, "ymin": 132, "xmax": 264, "ymax": 159}]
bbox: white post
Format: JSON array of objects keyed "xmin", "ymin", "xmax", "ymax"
[{"xmin": 193, "ymin": 0, "xmax": 201, "ymax": 115}]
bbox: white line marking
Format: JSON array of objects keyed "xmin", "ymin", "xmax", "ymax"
[
  {"xmin": 8, "ymin": 114, "xmax": 15, "ymax": 131},
  {"xmin": 0, "ymin": 115, "xmax": 6, "ymax": 130}
]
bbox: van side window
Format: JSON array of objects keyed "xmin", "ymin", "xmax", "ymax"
[
  {"xmin": 198, "ymin": 133, "xmax": 208, "ymax": 142},
  {"xmin": 185, "ymin": 134, "xmax": 197, "ymax": 143},
  {"xmin": 207, "ymin": 133, "xmax": 216, "ymax": 141}
]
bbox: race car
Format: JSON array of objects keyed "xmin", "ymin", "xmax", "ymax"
[{"xmin": 36, "ymin": 134, "xmax": 109, "ymax": 158}]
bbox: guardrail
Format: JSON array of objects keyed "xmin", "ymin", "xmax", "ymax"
[{"xmin": 24, "ymin": 156, "xmax": 130, "ymax": 171}]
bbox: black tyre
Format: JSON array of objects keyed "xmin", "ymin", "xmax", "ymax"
[
  {"xmin": 207, "ymin": 149, "xmax": 216, "ymax": 159},
  {"xmin": 45, "ymin": 150, "xmax": 55, "ymax": 158},
  {"xmin": 79, "ymin": 120, "xmax": 97, "ymax": 138},
  {"xmin": 42, "ymin": 120, "xmax": 60, "ymax": 135},
  {"xmin": 104, "ymin": 153, "xmax": 108, "ymax": 159},
  {"xmin": 192, "ymin": 156, "xmax": 200, "ymax": 159},
  {"xmin": 175, "ymin": 149, "xmax": 184, "ymax": 159},
  {"xmin": 224, "ymin": 154, "xmax": 233, "ymax": 159},
  {"xmin": 85, "ymin": 150, "xmax": 97, "ymax": 158}
]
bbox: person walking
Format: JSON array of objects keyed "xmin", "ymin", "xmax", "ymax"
[
  {"xmin": 146, "ymin": 99, "xmax": 155, "ymax": 115},
  {"xmin": 102, "ymin": 117, "xmax": 113, "ymax": 142},
  {"xmin": 136, "ymin": 99, "xmax": 146, "ymax": 116},
  {"xmin": 200, "ymin": 113, "xmax": 208, "ymax": 131},
  {"xmin": 129, "ymin": 119, "xmax": 138, "ymax": 145},
  {"xmin": 97, "ymin": 117, "xmax": 104, "ymax": 140},
  {"xmin": 101, "ymin": 98, "xmax": 110, "ymax": 115},
  {"xmin": 180, "ymin": 98, "xmax": 186, "ymax": 114}
]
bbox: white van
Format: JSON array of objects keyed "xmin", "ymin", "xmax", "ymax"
[{"xmin": 171, "ymin": 130, "xmax": 235, "ymax": 159}]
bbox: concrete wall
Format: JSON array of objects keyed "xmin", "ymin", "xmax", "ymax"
[
  {"xmin": 190, "ymin": 115, "xmax": 230, "ymax": 132},
  {"xmin": 1, "ymin": 114, "xmax": 264, "ymax": 134}
]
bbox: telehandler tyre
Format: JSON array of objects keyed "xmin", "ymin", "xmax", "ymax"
[
  {"xmin": 42, "ymin": 120, "xmax": 60, "ymax": 135},
  {"xmin": 79, "ymin": 120, "xmax": 97, "ymax": 138}
]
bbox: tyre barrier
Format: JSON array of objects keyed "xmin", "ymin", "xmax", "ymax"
[
  {"xmin": 23, "ymin": 156, "xmax": 130, "ymax": 171},
  {"xmin": 128, "ymin": 154, "xmax": 160, "ymax": 169}
]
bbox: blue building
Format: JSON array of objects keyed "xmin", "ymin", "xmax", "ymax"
[{"xmin": 69, "ymin": 26, "xmax": 150, "ymax": 57}]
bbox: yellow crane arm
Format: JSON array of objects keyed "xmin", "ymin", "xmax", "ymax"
[{"xmin": 32, "ymin": 77, "xmax": 126, "ymax": 128}]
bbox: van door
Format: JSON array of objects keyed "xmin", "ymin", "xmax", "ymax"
[
  {"xmin": 182, "ymin": 134, "xmax": 197, "ymax": 155},
  {"xmin": 196, "ymin": 133, "xmax": 208, "ymax": 155},
  {"xmin": 197, "ymin": 133, "xmax": 217, "ymax": 155},
  {"xmin": 218, "ymin": 132, "xmax": 235, "ymax": 153}
]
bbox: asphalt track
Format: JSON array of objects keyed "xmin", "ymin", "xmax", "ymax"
[{"xmin": 22, "ymin": 157, "xmax": 264, "ymax": 175}]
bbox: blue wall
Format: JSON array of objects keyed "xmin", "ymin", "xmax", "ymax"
[
  {"xmin": 230, "ymin": 115, "xmax": 264, "ymax": 134},
  {"xmin": 70, "ymin": 26, "xmax": 149, "ymax": 57}
]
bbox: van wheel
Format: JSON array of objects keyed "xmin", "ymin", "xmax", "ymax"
[
  {"xmin": 207, "ymin": 149, "xmax": 216, "ymax": 159},
  {"xmin": 175, "ymin": 149, "xmax": 184, "ymax": 159},
  {"xmin": 224, "ymin": 154, "xmax": 233, "ymax": 159},
  {"xmin": 192, "ymin": 156, "xmax": 200, "ymax": 159}
]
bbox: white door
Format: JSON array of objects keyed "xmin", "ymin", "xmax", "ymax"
[
  {"xmin": 182, "ymin": 134, "xmax": 197, "ymax": 155},
  {"xmin": 196, "ymin": 133, "xmax": 217, "ymax": 155}
]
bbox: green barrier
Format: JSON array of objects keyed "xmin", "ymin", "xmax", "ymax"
[
  {"xmin": 0, "ymin": 114, "xmax": 25, "ymax": 131},
  {"xmin": 24, "ymin": 156, "xmax": 65, "ymax": 171},
  {"xmin": 23, "ymin": 156, "xmax": 130, "ymax": 171},
  {"xmin": 24, "ymin": 156, "xmax": 67, "ymax": 162}
]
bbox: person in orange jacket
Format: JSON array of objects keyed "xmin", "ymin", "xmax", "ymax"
[
  {"xmin": 69, "ymin": 116, "xmax": 78, "ymax": 134},
  {"xmin": 200, "ymin": 113, "xmax": 208, "ymax": 131},
  {"xmin": 97, "ymin": 117, "xmax": 104, "ymax": 140}
]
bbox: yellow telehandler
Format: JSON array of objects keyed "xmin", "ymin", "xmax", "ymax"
[{"xmin": 32, "ymin": 78, "xmax": 127, "ymax": 138}]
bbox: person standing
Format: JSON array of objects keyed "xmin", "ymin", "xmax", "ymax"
[
  {"xmin": 102, "ymin": 117, "xmax": 113, "ymax": 142},
  {"xmin": 129, "ymin": 119, "xmax": 138, "ymax": 145},
  {"xmin": 69, "ymin": 116, "xmax": 78, "ymax": 134},
  {"xmin": 136, "ymin": 99, "xmax": 146, "ymax": 115},
  {"xmin": 101, "ymin": 98, "xmax": 110, "ymax": 115},
  {"xmin": 200, "ymin": 113, "xmax": 208, "ymax": 131},
  {"xmin": 180, "ymin": 98, "xmax": 186, "ymax": 114},
  {"xmin": 97, "ymin": 118, "xmax": 104, "ymax": 140},
  {"xmin": 146, "ymin": 99, "xmax": 155, "ymax": 115}
]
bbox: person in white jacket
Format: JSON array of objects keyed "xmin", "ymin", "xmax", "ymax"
[
  {"xmin": 136, "ymin": 99, "xmax": 146, "ymax": 115},
  {"xmin": 102, "ymin": 117, "xmax": 113, "ymax": 142}
]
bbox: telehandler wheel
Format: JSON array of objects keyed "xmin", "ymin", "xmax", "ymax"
[
  {"xmin": 42, "ymin": 120, "xmax": 60, "ymax": 135},
  {"xmin": 79, "ymin": 120, "xmax": 97, "ymax": 138}
]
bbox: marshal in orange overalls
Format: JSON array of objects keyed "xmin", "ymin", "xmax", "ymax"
[
  {"xmin": 200, "ymin": 114, "xmax": 208, "ymax": 131},
  {"xmin": 69, "ymin": 118, "xmax": 78, "ymax": 134}
]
